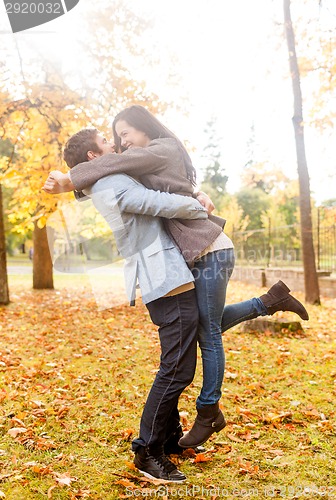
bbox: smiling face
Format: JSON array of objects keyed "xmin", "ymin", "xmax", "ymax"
[
  {"xmin": 64, "ymin": 128, "xmax": 116, "ymax": 168},
  {"xmin": 89, "ymin": 133, "xmax": 116, "ymax": 158},
  {"xmin": 114, "ymin": 120, "xmax": 151, "ymax": 150}
]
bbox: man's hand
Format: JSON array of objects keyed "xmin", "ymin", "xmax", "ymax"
[
  {"xmin": 196, "ymin": 191, "xmax": 215, "ymax": 214},
  {"xmin": 43, "ymin": 171, "xmax": 75, "ymax": 194}
]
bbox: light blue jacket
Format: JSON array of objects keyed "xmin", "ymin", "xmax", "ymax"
[{"xmin": 83, "ymin": 174, "xmax": 208, "ymax": 305}]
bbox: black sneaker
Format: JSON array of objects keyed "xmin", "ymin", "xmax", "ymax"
[{"xmin": 134, "ymin": 449, "xmax": 186, "ymax": 482}]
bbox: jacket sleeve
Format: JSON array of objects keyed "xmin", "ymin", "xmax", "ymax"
[
  {"xmin": 90, "ymin": 176, "xmax": 208, "ymax": 220},
  {"xmin": 69, "ymin": 144, "xmax": 168, "ymax": 191}
]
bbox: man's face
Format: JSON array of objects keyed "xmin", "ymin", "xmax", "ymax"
[{"xmin": 89, "ymin": 134, "xmax": 116, "ymax": 158}]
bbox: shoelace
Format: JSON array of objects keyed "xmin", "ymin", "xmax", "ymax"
[{"xmin": 151, "ymin": 454, "xmax": 177, "ymax": 473}]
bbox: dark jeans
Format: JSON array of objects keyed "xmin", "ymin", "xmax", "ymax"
[
  {"xmin": 132, "ymin": 288, "xmax": 199, "ymax": 453},
  {"xmin": 192, "ymin": 248, "xmax": 267, "ymax": 408}
]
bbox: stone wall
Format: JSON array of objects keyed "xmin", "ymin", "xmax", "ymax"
[{"xmin": 231, "ymin": 266, "xmax": 336, "ymax": 298}]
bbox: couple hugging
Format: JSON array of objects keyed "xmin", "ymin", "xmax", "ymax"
[{"xmin": 43, "ymin": 105, "xmax": 308, "ymax": 483}]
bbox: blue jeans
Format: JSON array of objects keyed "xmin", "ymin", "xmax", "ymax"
[{"xmin": 192, "ymin": 248, "xmax": 267, "ymax": 408}]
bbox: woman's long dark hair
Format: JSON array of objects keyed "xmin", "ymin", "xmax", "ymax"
[{"xmin": 112, "ymin": 105, "xmax": 197, "ymax": 186}]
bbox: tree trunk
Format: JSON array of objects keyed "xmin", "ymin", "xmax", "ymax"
[
  {"xmin": 0, "ymin": 184, "xmax": 10, "ymax": 305},
  {"xmin": 283, "ymin": 0, "xmax": 320, "ymax": 305},
  {"xmin": 33, "ymin": 221, "xmax": 54, "ymax": 289}
]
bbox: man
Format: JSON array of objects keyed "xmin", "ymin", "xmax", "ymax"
[{"xmin": 43, "ymin": 128, "xmax": 210, "ymax": 483}]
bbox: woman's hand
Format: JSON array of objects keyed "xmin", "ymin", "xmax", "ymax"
[
  {"xmin": 43, "ymin": 171, "xmax": 75, "ymax": 194},
  {"xmin": 196, "ymin": 191, "xmax": 215, "ymax": 214},
  {"xmin": 49, "ymin": 170, "xmax": 72, "ymax": 186}
]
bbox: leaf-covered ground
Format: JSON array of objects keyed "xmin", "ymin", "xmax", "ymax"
[{"xmin": 1, "ymin": 275, "xmax": 336, "ymax": 499}]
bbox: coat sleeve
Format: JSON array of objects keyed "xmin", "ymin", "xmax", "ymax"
[{"xmin": 69, "ymin": 144, "xmax": 168, "ymax": 191}]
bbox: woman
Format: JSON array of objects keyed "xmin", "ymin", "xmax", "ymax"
[{"xmin": 47, "ymin": 105, "xmax": 309, "ymax": 448}]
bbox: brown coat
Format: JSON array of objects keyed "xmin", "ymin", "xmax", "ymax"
[{"xmin": 70, "ymin": 138, "xmax": 224, "ymax": 264}]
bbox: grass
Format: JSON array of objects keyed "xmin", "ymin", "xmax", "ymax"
[{"xmin": 0, "ymin": 276, "xmax": 335, "ymax": 499}]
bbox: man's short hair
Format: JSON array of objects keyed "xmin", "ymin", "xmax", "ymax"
[{"xmin": 63, "ymin": 128, "xmax": 102, "ymax": 168}]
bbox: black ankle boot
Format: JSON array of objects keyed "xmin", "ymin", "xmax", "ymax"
[
  {"xmin": 260, "ymin": 280, "xmax": 309, "ymax": 320},
  {"xmin": 178, "ymin": 403, "xmax": 226, "ymax": 448},
  {"xmin": 164, "ymin": 425, "xmax": 206, "ymax": 455}
]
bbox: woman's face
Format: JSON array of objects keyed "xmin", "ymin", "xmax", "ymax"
[{"xmin": 115, "ymin": 120, "xmax": 151, "ymax": 149}]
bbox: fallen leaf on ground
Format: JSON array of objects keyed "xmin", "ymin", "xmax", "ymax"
[
  {"xmin": 90, "ymin": 436, "xmax": 107, "ymax": 446},
  {"xmin": 264, "ymin": 411, "xmax": 292, "ymax": 423},
  {"xmin": 226, "ymin": 433, "xmax": 245, "ymax": 443},
  {"xmin": 115, "ymin": 479, "xmax": 137, "ymax": 488},
  {"xmin": 7, "ymin": 427, "xmax": 28, "ymax": 438},
  {"xmin": 194, "ymin": 453, "xmax": 212, "ymax": 463},
  {"xmin": 125, "ymin": 461, "xmax": 138, "ymax": 471},
  {"xmin": 54, "ymin": 472, "xmax": 77, "ymax": 487}
]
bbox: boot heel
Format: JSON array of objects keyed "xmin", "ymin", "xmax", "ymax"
[
  {"xmin": 215, "ymin": 421, "xmax": 226, "ymax": 433},
  {"xmin": 178, "ymin": 404, "xmax": 226, "ymax": 448}
]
